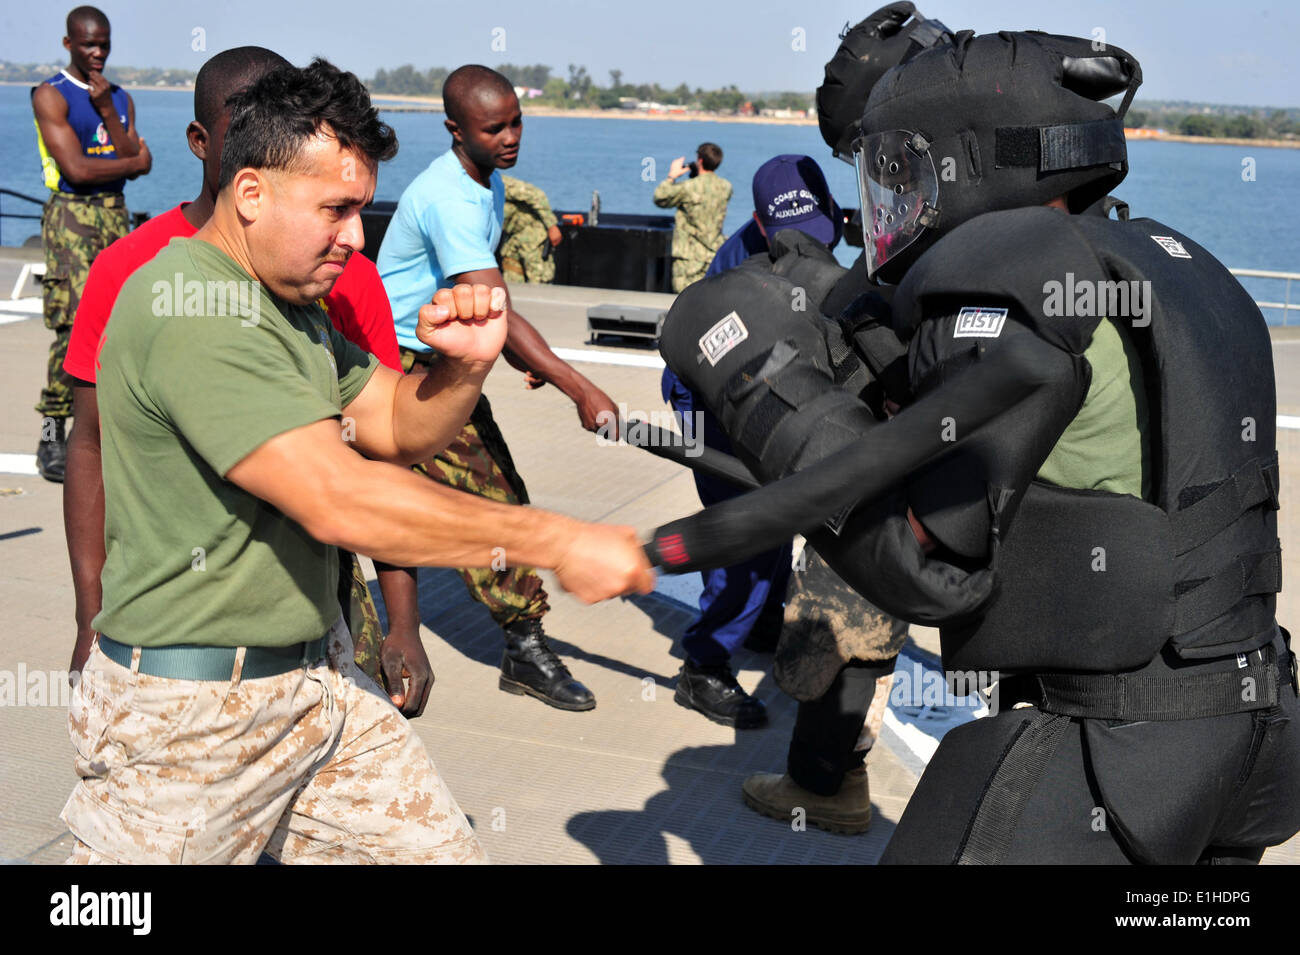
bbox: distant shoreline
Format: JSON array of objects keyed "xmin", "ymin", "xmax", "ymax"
[{"xmin": 4, "ymin": 81, "xmax": 1297, "ymax": 144}]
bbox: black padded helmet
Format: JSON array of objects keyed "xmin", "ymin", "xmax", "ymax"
[
  {"xmin": 817, "ymin": 3, "xmax": 954, "ymax": 160},
  {"xmin": 855, "ymin": 30, "xmax": 1142, "ymax": 282}
]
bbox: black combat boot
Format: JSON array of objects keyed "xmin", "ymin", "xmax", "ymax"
[
  {"xmin": 674, "ymin": 660, "xmax": 768, "ymax": 728},
  {"xmin": 36, "ymin": 416, "xmax": 67, "ymax": 484},
  {"xmin": 499, "ymin": 618, "xmax": 596, "ymax": 711}
]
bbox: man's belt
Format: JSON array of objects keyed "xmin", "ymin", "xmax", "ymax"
[
  {"xmin": 49, "ymin": 191, "xmax": 125, "ymax": 208},
  {"xmin": 1031, "ymin": 641, "xmax": 1294, "ymax": 721},
  {"xmin": 96, "ymin": 633, "xmax": 328, "ymax": 681}
]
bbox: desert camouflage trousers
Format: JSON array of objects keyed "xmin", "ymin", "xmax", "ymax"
[
  {"xmin": 39, "ymin": 191, "xmax": 129, "ymax": 418},
  {"xmin": 61, "ymin": 616, "xmax": 487, "ymax": 864},
  {"xmin": 400, "ymin": 350, "xmax": 550, "ymax": 627}
]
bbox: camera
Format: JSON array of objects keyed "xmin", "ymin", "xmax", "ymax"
[{"xmin": 688, "ymin": 160, "xmax": 700, "ymax": 178}]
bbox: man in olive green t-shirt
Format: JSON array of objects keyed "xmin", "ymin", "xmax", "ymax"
[{"xmin": 62, "ymin": 59, "xmax": 654, "ymax": 866}]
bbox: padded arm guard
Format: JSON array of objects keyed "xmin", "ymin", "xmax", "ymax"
[{"xmin": 647, "ymin": 331, "xmax": 1068, "ymax": 586}]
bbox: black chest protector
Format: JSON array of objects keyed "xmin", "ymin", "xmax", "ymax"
[{"xmin": 894, "ymin": 207, "xmax": 1280, "ymax": 672}]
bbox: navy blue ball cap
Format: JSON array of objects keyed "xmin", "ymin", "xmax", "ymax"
[{"xmin": 752, "ymin": 154, "xmax": 840, "ymax": 247}]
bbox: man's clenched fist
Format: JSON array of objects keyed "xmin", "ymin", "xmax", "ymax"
[{"xmin": 415, "ymin": 283, "xmax": 508, "ymax": 367}]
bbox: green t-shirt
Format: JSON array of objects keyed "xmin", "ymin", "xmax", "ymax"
[
  {"xmin": 93, "ymin": 237, "xmax": 379, "ymax": 648},
  {"xmin": 1036, "ymin": 318, "xmax": 1151, "ymax": 499}
]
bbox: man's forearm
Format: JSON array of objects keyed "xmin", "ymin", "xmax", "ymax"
[
  {"xmin": 63, "ymin": 422, "xmax": 106, "ymax": 639},
  {"xmin": 503, "ymin": 310, "xmax": 586, "ymax": 397},
  {"xmin": 100, "ymin": 112, "xmax": 139, "ymax": 158},
  {"xmin": 389, "ymin": 357, "xmax": 490, "ymax": 464},
  {"xmin": 61, "ymin": 153, "xmax": 144, "ymax": 187},
  {"xmin": 323, "ymin": 454, "xmax": 581, "ymax": 569},
  {"xmin": 375, "ymin": 562, "xmax": 420, "ymax": 636}
]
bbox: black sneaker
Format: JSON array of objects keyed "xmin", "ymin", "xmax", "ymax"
[
  {"xmin": 499, "ymin": 618, "xmax": 596, "ymax": 711},
  {"xmin": 36, "ymin": 416, "xmax": 67, "ymax": 484},
  {"xmin": 674, "ymin": 660, "xmax": 767, "ymax": 728}
]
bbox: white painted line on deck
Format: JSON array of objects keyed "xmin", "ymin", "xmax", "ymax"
[
  {"xmin": 1279, "ymin": 415, "xmax": 1300, "ymax": 430},
  {"xmin": 551, "ymin": 346, "xmax": 665, "ymax": 369},
  {"xmin": 0, "ymin": 299, "xmax": 40, "ymax": 324},
  {"xmin": 0, "ymin": 453, "xmax": 38, "ymax": 475}
]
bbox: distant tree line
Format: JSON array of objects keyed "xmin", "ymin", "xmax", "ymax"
[
  {"xmin": 0, "ymin": 61, "xmax": 194, "ymax": 86},
  {"xmin": 366, "ymin": 61, "xmax": 815, "ymax": 113},
  {"xmin": 1126, "ymin": 103, "xmax": 1300, "ymax": 140}
]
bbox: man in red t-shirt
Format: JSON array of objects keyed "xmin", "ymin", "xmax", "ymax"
[{"xmin": 63, "ymin": 47, "xmax": 432, "ymax": 715}]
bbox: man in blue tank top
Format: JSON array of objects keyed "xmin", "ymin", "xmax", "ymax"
[{"xmin": 30, "ymin": 5, "xmax": 151, "ymax": 482}]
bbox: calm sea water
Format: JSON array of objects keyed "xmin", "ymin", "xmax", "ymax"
[{"xmin": 3, "ymin": 86, "xmax": 1297, "ymax": 316}]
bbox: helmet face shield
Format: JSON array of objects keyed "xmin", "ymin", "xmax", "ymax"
[{"xmin": 853, "ymin": 130, "xmax": 939, "ymax": 276}]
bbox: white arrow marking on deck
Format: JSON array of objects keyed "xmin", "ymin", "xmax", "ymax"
[
  {"xmin": 550, "ymin": 347, "xmax": 665, "ymax": 369},
  {"xmin": 0, "ymin": 454, "xmax": 38, "ymax": 475}
]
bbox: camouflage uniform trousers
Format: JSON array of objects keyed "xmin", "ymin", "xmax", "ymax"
[
  {"xmin": 38, "ymin": 191, "xmax": 129, "ymax": 418},
  {"xmin": 339, "ymin": 548, "xmax": 384, "ymax": 684},
  {"xmin": 500, "ymin": 241, "xmax": 555, "ymax": 284},
  {"xmin": 61, "ymin": 615, "xmax": 487, "ymax": 864},
  {"xmin": 671, "ymin": 256, "xmax": 712, "ymax": 293},
  {"xmin": 401, "ymin": 348, "xmax": 550, "ymax": 628}
]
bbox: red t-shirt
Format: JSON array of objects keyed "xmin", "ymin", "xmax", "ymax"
[{"xmin": 64, "ymin": 202, "xmax": 402, "ymax": 382}]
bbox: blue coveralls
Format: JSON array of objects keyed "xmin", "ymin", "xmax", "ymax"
[{"xmin": 663, "ymin": 219, "xmax": 791, "ymax": 667}]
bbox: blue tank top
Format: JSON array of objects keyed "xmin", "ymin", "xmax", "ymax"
[{"xmin": 34, "ymin": 70, "xmax": 131, "ymax": 196}]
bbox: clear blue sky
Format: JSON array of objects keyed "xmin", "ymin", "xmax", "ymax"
[{"xmin": 2, "ymin": 0, "xmax": 1296, "ymax": 108}]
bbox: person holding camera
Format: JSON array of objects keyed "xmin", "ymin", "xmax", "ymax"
[{"xmin": 653, "ymin": 142, "xmax": 731, "ymax": 292}]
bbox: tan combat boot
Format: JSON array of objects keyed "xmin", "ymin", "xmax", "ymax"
[{"xmin": 741, "ymin": 765, "xmax": 872, "ymax": 834}]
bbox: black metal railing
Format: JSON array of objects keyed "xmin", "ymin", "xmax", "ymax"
[{"xmin": 0, "ymin": 187, "xmax": 45, "ymax": 247}]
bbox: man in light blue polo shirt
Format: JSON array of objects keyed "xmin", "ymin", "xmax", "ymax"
[{"xmin": 379, "ymin": 64, "xmax": 622, "ymax": 713}]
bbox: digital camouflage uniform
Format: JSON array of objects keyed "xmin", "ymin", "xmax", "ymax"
[
  {"xmin": 64, "ymin": 617, "xmax": 487, "ymax": 864},
  {"xmin": 653, "ymin": 172, "xmax": 732, "ymax": 292},
  {"xmin": 400, "ymin": 349, "xmax": 551, "ymax": 626},
  {"xmin": 500, "ymin": 175, "xmax": 558, "ymax": 284},
  {"xmin": 38, "ymin": 192, "xmax": 129, "ymax": 416}
]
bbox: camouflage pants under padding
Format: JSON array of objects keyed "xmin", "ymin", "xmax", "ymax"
[
  {"xmin": 775, "ymin": 544, "xmax": 909, "ymax": 702},
  {"xmin": 340, "ymin": 549, "xmax": 384, "ymax": 683},
  {"xmin": 671, "ymin": 256, "xmax": 710, "ymax": 293},
  {"xmin": 39, "ymin": 192, "xmax": 129, "ymax": 418},
  {"xmin": 62, "ymin": 616, "xmax": 487, "ymax": 864},
  {"xmin": 400, "ymin": 350, "xmax": 550, "ymax": 628}
]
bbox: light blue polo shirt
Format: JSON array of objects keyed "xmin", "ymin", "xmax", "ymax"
[{"xmin": 377, "ymin": 149, "xmax": 505, "ymax": 353}]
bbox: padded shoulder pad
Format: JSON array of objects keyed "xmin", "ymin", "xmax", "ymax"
[
  {"xmin": 659, "ymin": 267, "xmax": 832, "ymax": 414},
  {"xmin": 768, "ymin": 229, "xmax": 851, "ymax": 312},
  {"xmin": 893, "ymin": 206, "xmax": 1108, "ymax": 355}
]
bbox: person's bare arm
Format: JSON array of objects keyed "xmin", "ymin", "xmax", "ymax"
[
  {"xmin": 64, "ymin": 382, "xmax": 105, "ymax": 674},
  {"xmin": 225, "ymin": 420, "xmax": 653, "ymax": 602},
  {"xmin": 87, "ymin": 73, "xmax": 140, "ymax": 160},
  {"xmin": 342, "ymin": 284, "xmax": 507, "ymax": 465},
  {"xmin": 33, "ymin": 84, "xmax": 149, "ymax": 186},
  {"xmin": 374, "ymin": 562, "xmax": 432, "ymax": 716},
  {"xmin": 451, "ymin": 266, "xmax": 620, "ymax": 433}
]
